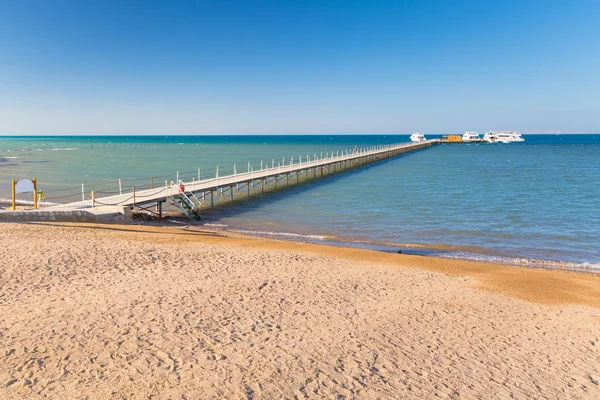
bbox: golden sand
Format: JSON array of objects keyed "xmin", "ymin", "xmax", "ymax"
[{"xmin": 1, "ymin": 222, "xmax": 599, "ymax": 398}]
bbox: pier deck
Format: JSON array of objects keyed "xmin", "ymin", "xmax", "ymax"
[{"xmin": 42, "ymin": 139, "xmax": 439, "ymax": 216}]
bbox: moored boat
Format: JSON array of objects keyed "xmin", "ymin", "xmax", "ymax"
[
  {"xmin": 410, "ymin": 132, "xmax": 426, "ymax": 142},
  {"xmin": 483, "ymin": 131, "xmax": 500, "ymax": 143},
  {"xmin": 462, "ymin": 131, "xmax": 481, "ymax": 142},
  {"xmin": 498, "ymin": 131, "xmax": 524, "ymax": 143}
]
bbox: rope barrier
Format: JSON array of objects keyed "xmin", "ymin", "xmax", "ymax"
[
  {"xmin": 133, "ymin": 188, "xmax": 169, "ymax": 199},
  {"xmin": 93, "ymin": 195, "xmax": 135, "ymax": 206},
  {"xmin": 93, "ymin": 190, "xmax": 122, "ymax": 195}
]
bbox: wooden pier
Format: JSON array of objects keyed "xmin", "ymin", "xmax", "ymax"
[{"xmin": 43, "ymin": 139, "xmax": 439, "ymax": 218}]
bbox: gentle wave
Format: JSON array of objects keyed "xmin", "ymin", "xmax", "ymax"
[
  {"xmin": 52, "ymin": 148, "xmax": 78, "ymax": 151},
  {"xmin": 437, "ymin": 252, "xmax": 600, "ymax": 272},
  {"xmin": 322, "ymin": 236, "xmax": 507, "ymax": 256},
  {"xmin": 231, "ymin": 228, "xmax": 327, "ymax": 241},
  {"xmin": 213, "ymin": 227, "xmax": 600, "ymax": 273}
]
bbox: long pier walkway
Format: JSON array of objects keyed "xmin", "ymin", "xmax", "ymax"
[{"xmin": 45, "ymin": 139, "xmax": 439, "ymax": 218}]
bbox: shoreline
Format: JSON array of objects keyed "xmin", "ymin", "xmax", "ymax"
[
  {"xmin": 2, "ymin": 199, "xmax": 598, "ymax": 273},
  {"xmin": 192, "ymin": 219, "xmax": 600, "ymax": 274},
  {"xmin": 138, "ymin": 221, "xmax": 600, "ymax": 308},
  {"xmin": 23, "ymin": 220, "xmax": 600, "ymax": 307}
]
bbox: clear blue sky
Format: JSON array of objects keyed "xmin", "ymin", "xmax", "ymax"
[{"xmin": 1, "ymin": 0, "xmax": 599, "ymax": 134}]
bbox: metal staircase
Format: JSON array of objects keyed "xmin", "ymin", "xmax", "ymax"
[{"xmin": 168, "ymin": 180, "xmax": 202, "ymax": 220}]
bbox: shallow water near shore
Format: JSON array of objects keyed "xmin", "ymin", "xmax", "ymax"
[{"xmin": 1, "ymin": 134, "xmax": 599, "ymax": 270}]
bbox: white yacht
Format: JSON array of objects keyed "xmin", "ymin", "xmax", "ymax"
[
  {"xmin": 462, "ymin": 131, "xmax": 480, "ymax": 142},
  {"xmin": 483, "ymin": 131, "xmax": 500, "ymax": 143},
  {"xmin": 410, "ymin": 132, "xmax": 426, "ymax": 142},
  {"xmin": 498, "ymin": 131, "xmax": 524, "ymax": 143}
]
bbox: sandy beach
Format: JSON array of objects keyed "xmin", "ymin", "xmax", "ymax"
[{"xmin": 1, "ymin": 222, "xmax": 599, "ymax": 399}]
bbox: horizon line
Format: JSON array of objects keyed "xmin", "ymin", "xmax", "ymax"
[{"xmin": 1, "ymin": 132, "xmax": 599, "ymax": 138}]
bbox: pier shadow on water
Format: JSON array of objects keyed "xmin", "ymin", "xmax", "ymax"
[{"xmin": 196, "ymin": 150, "xmax": 426, "ymax": 220}]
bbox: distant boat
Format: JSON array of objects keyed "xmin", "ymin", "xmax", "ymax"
[
  {"xmin": 462, "ymin": 131, "xmax": 481, "ymax": 142},
  {"xmin": 410, "ymin": 132, "xmax": 426, "ymax": 142},
  {"xmin": 483, "ymin": 131, "xmax": 524, "ymax": 143},
  {"xmin": 498, "ymin": 131, "xmax": 524, "ymax": 143},
  {"xmin": 483, "ymin": 131, "xmax": 500, "ymax": 143}
]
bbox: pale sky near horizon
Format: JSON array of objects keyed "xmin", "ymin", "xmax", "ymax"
[{"xmin": 1, "ymin": 0, "xmax": 599, "ymax": 135}]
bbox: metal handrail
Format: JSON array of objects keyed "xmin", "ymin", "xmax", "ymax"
[{"xmin": 41, "ymin": 140, "xmax": 436, "ymax": 205}]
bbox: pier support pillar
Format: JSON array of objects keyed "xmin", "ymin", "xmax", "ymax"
[{"xmin": 156, "ymin": 201, "xmax": 162, "ymax": 219}]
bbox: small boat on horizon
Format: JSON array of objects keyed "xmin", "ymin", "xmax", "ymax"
[
  {"xmin": 410, "ymin": 132, "xmax": 426, "ymax": 142},
  {"xmin": 462, "ymin": 131, "xmax": 481, "ymax": 142},
  {"xmin": 498, "ymin": 131, "xmax": 524, "ymax": 143},
  {"xmin": 483, "ymin": 131, "xmax": 500, "ymax": 143},
  {"xmin": 483, "ymin": 131, "xmax": 524, "ymax": 143}
]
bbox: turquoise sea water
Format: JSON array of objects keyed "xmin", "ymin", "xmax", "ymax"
[{"xmin": 1, "ymin": 134, "xmax": 599, "ymax": 271}]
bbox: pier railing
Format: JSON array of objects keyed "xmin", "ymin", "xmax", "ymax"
[{"xmin": 40, "ymin": 140, "xmax": 438, "ymax": 206}]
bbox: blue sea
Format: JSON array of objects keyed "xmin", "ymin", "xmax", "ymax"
[{"xmin": 1, "ymin": 134, "xmax": 599, "ymax": 271}]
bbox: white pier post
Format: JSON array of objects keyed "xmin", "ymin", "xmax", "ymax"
[
  {"xmin": 176, "ymin": 171, "xmax": 179, "ymax": 183},
  {"xmin": 234, "ymin": 164, "xmax": 237, "ymax": 175},
  {"xmin": 198, "ymin": 169, "xmax": 201, "ymax": 181},
  {"xmin": 119, "ymin": 179, "xmax": 122, "ymax": 194},
  {"xmin": 81, "ymin": 184, "xmax": 85, "ymax": 201},
  {"xmin": 248, "ymin": 162, "xmax": 250, "ymax": 173},
  {"xmin": 260, "ymin": 160, "xmax": 263, "ymax": 170}
]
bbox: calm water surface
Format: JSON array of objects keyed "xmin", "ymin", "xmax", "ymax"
[{"xmin": 1, "ymin": 134, "xmax": 598, "ymax": 270}]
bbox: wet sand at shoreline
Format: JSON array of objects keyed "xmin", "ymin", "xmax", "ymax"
[{"xmin": 1, "ymin": 222, "xmax": 599, "ymax": 398}]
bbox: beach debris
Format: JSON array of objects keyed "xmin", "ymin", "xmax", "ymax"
[{"xmin": 6, "ymin": 379, "xmax": 18, "ymax": 388}]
